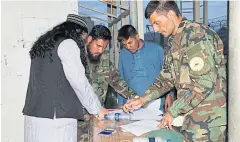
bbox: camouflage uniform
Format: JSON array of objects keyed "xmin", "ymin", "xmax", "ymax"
[
  {"xmin": 88, "ymin": 53, "xmax": 136, "ymax": 104},
  {"xmin": 78, "ymin": 53, "xmax": 136, "ymax": 142},
  {"xmin": 141, "ymin": 19, "xmax": 227, "ymax": 142}
]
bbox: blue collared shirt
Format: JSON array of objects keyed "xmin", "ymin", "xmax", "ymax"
[{"xmin": 117, "ymin": 40, "xmax": 166, "ymax": 110}]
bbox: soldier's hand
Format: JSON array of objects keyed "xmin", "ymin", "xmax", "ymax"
[
  {"xmin": 97, "ymin": 107, "xmax": 109, "ymax": 119},
  {"xmin": 157, "ymin": 112, "xmax": 173, "ymax": 130},
  {"xmin": 123, "ymin": 97, "xmax": 145, "ymax": 113},
  {"xmin": 165, "ymin": 95, "xmax": 172, "ymax": 112}
]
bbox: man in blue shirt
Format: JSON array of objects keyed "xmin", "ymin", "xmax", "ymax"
[{"xmin": 117, "ymin": 25, "xmax": 172, "ymax": 112}]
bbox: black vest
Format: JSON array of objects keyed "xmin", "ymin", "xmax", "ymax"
[{"xmin": 22, "ymin": 39, "xmax": 88, "ymax": 120}]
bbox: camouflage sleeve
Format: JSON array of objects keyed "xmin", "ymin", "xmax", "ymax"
[
  {"xmin": 141, "ymin": 50, "xmax": 175, "ymax": 104},
  {"xmin": 107, "ymin": 60, "xmax": 137, "ymax": 99},
  {"xmin": 91, "ymin": 78, "xmax": 108, "ymax": 105},
  {"xmin": 168, "ymin": 33, "xmax": 226, "ymax": 118},
  {"xmin": 89, "ymin": 54, "xmax": 109, "ymax": 104}
]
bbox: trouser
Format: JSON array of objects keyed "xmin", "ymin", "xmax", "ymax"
[
  {"xmin": 182, "ymin": 125, "xmax": 226, "ymax": 142},
  {"xmin": 24, "ymin": 115, "xmax": 77, "ymax": 142}
]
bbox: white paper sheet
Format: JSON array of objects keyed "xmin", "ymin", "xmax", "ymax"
[
  {"xmin": 131, "ymin": 98, "xmax": 163, "ymax": 120},
  {"xmin": 119, "ymin": 120, "xmax": 160, "ymax": 136},
  {"xmin": 144, "ymin": 98, "xmax": 163, "ymax": 115},
  {"xmin": 130, "ymin": 109, "xmax": 163, "ymax": 120}
]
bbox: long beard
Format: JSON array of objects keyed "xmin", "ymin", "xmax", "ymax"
[{"xmin": 87, "ymin": 44, "xmax": 102, "ymax": 64}]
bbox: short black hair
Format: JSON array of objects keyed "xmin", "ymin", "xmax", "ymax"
[
  {"xmin": 117, "ymin": 25, "xmax": 138, "ymax": 42},
  {"xmin": 89, "ymin": 25, "xmax": 112, "ymax": 41},
  {"xmin": 145, "ymin": 0, "xmax": 181, "ymax": 19}
]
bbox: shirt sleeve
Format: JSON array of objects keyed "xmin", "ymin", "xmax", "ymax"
[{"xmin": 58, "ymin": 39, "xmax": 101, "ymax": 115}]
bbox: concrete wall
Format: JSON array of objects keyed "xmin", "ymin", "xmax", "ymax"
[
  {"xmin": 228, "ymin": 1, "xmax": 240, "ymax": 142},
  {"xmin": 1, "ymin": 1, "xmax": 78, "ymax": 142}
]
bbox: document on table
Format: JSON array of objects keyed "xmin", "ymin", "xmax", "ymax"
[
  {"xmin": 109, "ymin": 98, "xmax": 163, "ymax": 120},
  {"xmin": 108, "ymin": 98, "xmax": 163, "ymax": 136},
  {"xmin": 119, "ymin": 120, "xmax": 160, "ymax": 136},
  {"xmin": 132, "ymin": 98, "xmax": 163, "ymax": 120}
]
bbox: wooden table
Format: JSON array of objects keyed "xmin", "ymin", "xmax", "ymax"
[
  {"xmin": 88, "ymin": 116, "xmax": 146, "ymax": 142},
  {"xmin": 87, "ymin": 110, "xmax": 184, "ymax": 142}
]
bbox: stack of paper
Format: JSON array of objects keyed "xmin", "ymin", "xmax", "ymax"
[
  {"xmin": 114, "ymin": 98, "xmax": 163, "ymax": 136},
  {"xmin": 131, "ymin": 98, "xmax": 163, "ymax": 120},
  {"xmin": 119, "ymin": 120, "xmax": 160, "ymax": 136}
]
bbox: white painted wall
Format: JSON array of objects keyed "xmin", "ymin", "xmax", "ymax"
[
  {"xmin": 1, "ymin": 1, "xmax": 78, "ymax": 142},
  {"xmin": 229, "ymin": 1, "xmax": 240, "ymax": 142}
]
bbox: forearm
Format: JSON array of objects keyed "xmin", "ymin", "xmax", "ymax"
[{"xmin": 168, "ymin": 85, "xmax": 213, "ymax": 118}]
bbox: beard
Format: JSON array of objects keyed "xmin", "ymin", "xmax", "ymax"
[{"xmin": 86, "ymin": 44, "xmax": 102, "ymax": 64}]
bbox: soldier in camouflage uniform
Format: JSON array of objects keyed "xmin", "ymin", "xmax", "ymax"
[
  {"xmin": 78, "ymin": 25, "xmax": 137, "ymax": 142},
  {"xmin": 123, "ymin": 1, "xmax": 226, "ymax": 142}
]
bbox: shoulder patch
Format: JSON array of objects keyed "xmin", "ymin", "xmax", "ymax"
[{"xmin": 189, "ymin": 57, "xmax": 205, "ymax": 71}]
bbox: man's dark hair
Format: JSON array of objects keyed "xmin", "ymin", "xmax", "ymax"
[
  {"xmin": 117, "ymin": 25, "xmax": 138, "ymax": 42},
  {"xmin": 29, "ymin": 21, "xmax": 87, "ymax": 59},
  {"xmin": 145, "ymin": 0, "xmax": 181, "ymax": 19},
  {"xmin": 89, "ymin": 25, "xmax": 112, "ymax": 41}
]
